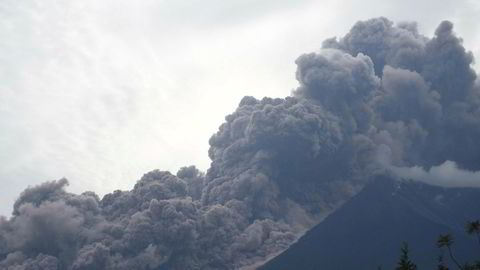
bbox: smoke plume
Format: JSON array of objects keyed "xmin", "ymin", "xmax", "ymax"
[{"xmin": 1, "ymin": 17, "xmax": 479, "ymax": 269}]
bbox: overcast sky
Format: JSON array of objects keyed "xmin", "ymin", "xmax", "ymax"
[{"xmin": 1, "ymin": 0, "xmax": 479, "ymax": 217}]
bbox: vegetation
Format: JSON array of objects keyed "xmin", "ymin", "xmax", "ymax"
[
  {"xmin": 437, "ymin": 234, "xmax": 462, "ymax": 269},
  {"xmin": 396, "ymin": 242, "xmax": 417, "ymax": 270},
  {"xmin": 390, "ymin": 220, "xmax": 480, "ymax": 270},
  {"xmin": 466, "ymin": 221, "xmax": 480, "ymax": 247}
]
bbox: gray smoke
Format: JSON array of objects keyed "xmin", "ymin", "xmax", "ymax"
[{"xmin": 1, "ymin": 17, "xmax": 479, "ymax": 269}]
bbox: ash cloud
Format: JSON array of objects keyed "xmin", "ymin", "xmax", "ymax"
[{"xmin": 1, "ymin": 17, "xmax": 480, "ymax": 269}]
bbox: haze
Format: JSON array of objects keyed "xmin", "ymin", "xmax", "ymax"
[{"xmin": 1, "ymin": 0, "xmax": 479, "ymax": 217}]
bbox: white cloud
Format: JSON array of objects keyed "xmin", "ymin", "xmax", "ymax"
[{"xmin": 391, "ymin": 161, "xmax": 480, "ymax": 188}]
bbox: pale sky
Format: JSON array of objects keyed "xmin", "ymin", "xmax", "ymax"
[{"xmin": 1, "ymin": 0, "xmax": 479, "ymax": 216}]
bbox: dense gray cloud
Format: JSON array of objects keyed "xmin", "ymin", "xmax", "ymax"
[
  {"xmin": 323, "ymin": 17, "xmax": 427, "ymax": 74},
  {"xmin": 205, "ymin": 96, "xmax": 351, "ymax": 218},
  {"xmin": 1, "ymin": 17, "xmax": 480, "ymax": 269},
  {"xmin": 294, "ymin": 49, "xmax": 379, "ymax": 132},
  {"xmin": 177, "ymin": 166, "xmax": 205, "ymax": 201}
]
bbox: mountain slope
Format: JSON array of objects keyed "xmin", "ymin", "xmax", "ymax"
[{"xmin": 260, "ymin": 177, "xmax": 480, "ymax": 270}]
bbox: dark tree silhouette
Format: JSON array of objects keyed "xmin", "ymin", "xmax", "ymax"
[
  {"xmin": 466, "ymin": 220, "xmax": 480, "ymax": 247},
  {"xmin": 438, "ymin": 253, "xmax": 450, "ymax": 270},
  {"xmin": 463, "ymin": 262, "xmax": 480, "ymax": 270},
  {"xmin": 388, "ymin": 220, "xmax": 480, "ymax": 270},
  {"xmin": 396, "ymin": 242, "xmax": 417, "ymax": 270},
  {"xmin": 437, "ymin": 234, "xmax": 463, "ymax": 270}
]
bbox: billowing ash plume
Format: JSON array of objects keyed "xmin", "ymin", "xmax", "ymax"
[{"xmin": 1, "ymin": 17, "xmax": 479, "ymax": 269}]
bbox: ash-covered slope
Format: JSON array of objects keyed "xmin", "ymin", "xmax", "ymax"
[{"xmin": 260, "ymin": 177, "xmax": 480, "ymax": 270}]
